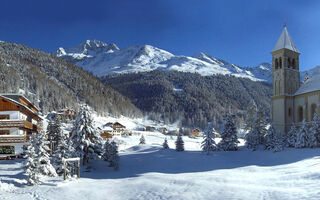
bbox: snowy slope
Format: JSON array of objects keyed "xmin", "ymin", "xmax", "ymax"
[
  {"xmin": 57, "ymin": 40, "xmax": 272, "ymax": 82},
  {"xmin": 1, "ymin": 134, "xmax": 320, "ymax": 200}
]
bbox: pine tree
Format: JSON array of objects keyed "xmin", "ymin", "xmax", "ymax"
[
  {"xmin": 53, "ymin": 132, "xmax": 71, "ymax": 176},
  {"xmin": 103, "ymin": 139, "xmax": 111, "ymax": 161},
  {"xmin": 218, "ymin": 114, "xmax": 239, "ymax": 151},
  {"xmin": 273, "ymin": 130, "xmax": 284, "ymax": 152},
  {"xmin": 71, "ymin": 106, "xmax": 104, "ymax": 165},
  {"xmin": 309, "ymin": 112, "xmax": 320, "ymax": 148},
  {"xmin": 108, "ymin": 141, "xmax": 119, "ymax": 170},
  {"xmin": 287, "ymin": 123, "xmax": 297, "ymax": 147},
  {"xmin": 175, "ymin": 133, "xmax": 184, "ymax": 152},
  {"xmin": 34, "ymin": 131, "xmax": 57, "ymax": 177},
  {"xmin": 295, "ymin": 120, "xmax": 309, "ymax": 148},
  {"xmin": 245, "ymin": 118, "xmax": 260, "ymax": 151},
  {"xmin": 264, "ymin": 124, "xmax": 275, "ymax": 150},
  {"xmin": 25, "ymin": 135, "xmax": 40, "ymax": 185},
  {"xmin": 139, "ymin": 134, "xmax": 146, "ymax": 145},
  {"xmin": 162, "ymin": 138, "xmax": 169, "ymax": 149},
  {"xmin": 244, "ymin": 100, "xmax": 258, "ymax": 132},
  {"xmin": 47, "ymin": 117, "xmax": 62, "ymax": 155},
  {"xmin": 201, "ymin": 123, "xmax": 216, "ymax": 154}
]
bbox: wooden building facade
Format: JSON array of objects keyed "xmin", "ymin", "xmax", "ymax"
[{"xmin": 0, "ymin": 94, "xmax": 42, "ymax": 156}]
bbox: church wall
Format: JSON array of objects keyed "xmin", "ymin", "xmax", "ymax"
[
  {"xmin": 284, "ymin": 97, "xmax": 294, "ymax": 132},
  {"xmin": 272, "ymin": 97, "xmax": 285, "ymax": 133},
  {"xmin": 294, "ymin": 91, "xmax": 320, "ymax": 123}
]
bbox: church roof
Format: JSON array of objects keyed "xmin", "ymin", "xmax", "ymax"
[
  {"xmin": 273, "ymin": 26, "xmax": 299, "ymax": 53},
  {"xmin": 295, "ymin": 74, "xmax": 320, "ymax": 95}
]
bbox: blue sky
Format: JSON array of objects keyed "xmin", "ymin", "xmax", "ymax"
[{"xmin": 0, "ymin": 0, "xmax": 319, "ymax": 70}]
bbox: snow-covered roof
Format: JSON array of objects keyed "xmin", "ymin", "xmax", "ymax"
[
  {"xmin": 0, "ymin": 93, "xmax": 40, "ymax": 111},
  {"xmin": 273, "ymin": 26, "xmax": 299, "ymax": 53},
  {"xmin": 0, "ymin": 94, "xmax": 42, "ymax": 120},
  {"xmin": 295, "ymin": 74, "xmax": 320, "ymax": 95}
]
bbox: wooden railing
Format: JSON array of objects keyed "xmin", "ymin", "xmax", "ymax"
[
  {"xmin": 0, "ymin": 136, "xmax": 26, "ymax": 143},
  {"xmin": 0, "ymin": 120, "xmax": 40, "ymax": 131}
]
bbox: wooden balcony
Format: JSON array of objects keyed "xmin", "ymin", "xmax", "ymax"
[
  {"xmin": 0, "ymin": 120, "xmax": 40, "ymax": 131},
  {"xmin": 0, "ymin": 135, "xmax": 26, "ymax": 143}
]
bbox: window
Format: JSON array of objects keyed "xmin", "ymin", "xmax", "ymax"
[
  {"xmin": 0, "ymin": 146, "xmax": 15, "ymax": 154},
  {"xmin": 0, "ymin": 115, "xmax": 10, "ymax": 120},
  {"xmin": 279, "ymin": 57, "xmax": 282, "ymax": 68},
  {"xmin": 275, "ymin": 58, "xmax": 278, "ymax": 69},
  {"xmin": 298, "ymin": 106, "xmax": 303, "ymax": 122},
  {"xmin": 292, "ymin": 59, "xmax": 296, "ymax": 69},
  {"xmin": 287, "ymin": 58, "xmax": 291, "ymax": 68},
  {"xmin": 311, "ymin": 104, "xmax": 317, "ymax": 120},
  {"xmin": 288, "ymin": 108, "xmax": 292, "ymax": 117},
  {"xmin": 0, "ymin": 130, "xmax": 10, "ymax": 135}
]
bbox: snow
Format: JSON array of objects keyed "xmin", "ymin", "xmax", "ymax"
[
  {"xmin": 56, "ymin": 41, "xmax": 273, "ymax": 82},
  {"xmin": 173, "ymin": 84, "xmax": 184, "ymax": 93},
  {"xmin": 295, "ymin": 74, "xmax": 320, "ymax": 95},
  {"xmin": 1, "ymin": 114, "xmax": 320, "ymax": 199},
  {"xmin": 1, "ymin": 135, "xmax": 320, "ymax": 200},
  {"xmin": 273, "ymin": 26, "xmax": 299, "ymax": 53}
]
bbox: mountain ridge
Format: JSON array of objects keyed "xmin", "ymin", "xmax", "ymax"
[{"xmin": 56, "ymin": 40, "xmax": 273, "ymax": 82}]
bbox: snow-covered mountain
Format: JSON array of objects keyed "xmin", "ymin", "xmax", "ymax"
[{"xmin": 56, "ymin": 40, "xmax": 273, "ymax": 82}]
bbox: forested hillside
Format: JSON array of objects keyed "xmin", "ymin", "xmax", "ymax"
[
  {"xmin": 104, "ymin": 71, "xmax": 272, "ymax": 130},
  {"xmin": 0, "ymin": 41, "xmax": 141, "ymax": 117}
]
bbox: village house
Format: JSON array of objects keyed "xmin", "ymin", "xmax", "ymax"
[
  {"xmin": 102, "ymin": 122, "xmax": 130, "ymax": 136},
  {"xmin": 48, "ymin": 108, "xmax": 77, "ymax": 122},
  {"xmin": 145, "ymin": 126, "xmax": 155, "ymax": 132},
  {"xmin": 191, "ymin": 128, "xmax": 201, "ymax": 137},
  {"xmin": 0, "ymin": 94, "xmax": 42, "ymax": 157},
  {"xmin": 271, "ymin": 25, "xmax": 320, "ymax": 134}
]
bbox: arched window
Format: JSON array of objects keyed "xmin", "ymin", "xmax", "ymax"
[
  {"xmin": 279, "ymin": 57, "xmax": 282, "ymax": 68},
  {"xmin": 288, "ymin": 107, "xmax": 292, "ymax": 117},
  {"xmin": 311, "ymin": 104, "xmax": 317, "ymax": 120},
  {"xmin": 292, "ymin": 59, "xmax": 296, "ymax": 69},
  {"xmin": 298, "ymin": 106, "xmax": 303, "ymax": 122},
  {"xmin": 288, "ymin": 58, "xmax": 291, "ymax": 68},
  {"xmin": 275, "ymin": 58, "xmax": 278, "ymax": 69}
]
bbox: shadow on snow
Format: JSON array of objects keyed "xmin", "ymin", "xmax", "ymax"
[{"xmin": 82, "ymin": 145, "xmax": 320, "ymax": 180}]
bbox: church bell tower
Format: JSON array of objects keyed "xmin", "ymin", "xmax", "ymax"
[{"xmin": 271, "ymin": 25, "xmax": 300, "ymax": 134}]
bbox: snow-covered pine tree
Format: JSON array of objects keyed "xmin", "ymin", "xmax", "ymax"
[
  {"xmin": 309, "ymin": 112, "xmax": 320, "ymax": 148},
  {"xmin": 108, "ymin": 141, "xmax": 119, "ymax": 170},
  {"xmin": 175, "ymin": 133, "xmax": 184, "ymax": 152},
  {"xmin": 25, "ymin": 135, "xmax": 39, "ymax": 185},
  {"xmin": 71, "ymin": 105, "xmax": 104, "ymax": 165},
  {"xmin": 244, "ymin": 100, "xmax": 258, "ymax": 132},
  {"xmin": 163, "ymin": 138, "xmax": 169, "ymax": 149},
  {"xmin": 34, "ymin": 131, "xmax": 57, "ymax": 177},
  {"xmin": 201, "ymin": 123, "xmax": 217, "ymax": 154},
  {"xmin": 287, "ymin": 123, "xmax": 297, "ymax": 147},
  {"xmin": 47, "ymin": 117, "xmax": 62, "ymax": 155},
  {"xmin": 103, "ymin": 139, "xmax": 111, "ymax": 161},
  {"xmin": 218, "ymin": 114, "xmax": 239, "ymax": 151},
  {"xmin": 272, "ymin": 130, "xmax": 284, "ymax": 152},
  {"xmin": 264, "ymin": 124, "xmax": 275, "ymax": 150},
  {"xmin": 295, "ymin": 120, "xmax": 309, "ymax": 148},
  {"xmin": 139, "ymin": 134, "xmax": 146, "ymax": 145},
  {"xmin": 53, "ymin": 131, "xmax": 71, "ymax": 176},
  {"xmin": 257, "ymin": 113, "xmax": 268, "ymax": 145},
  {"xmin": 245, "ymin": 118, "xmax": 260, "ymax": 151}
]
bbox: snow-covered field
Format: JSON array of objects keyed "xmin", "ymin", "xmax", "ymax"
[{"xmin": 1, "ymin": 131, "xmax": 320, "ymax": 200}]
